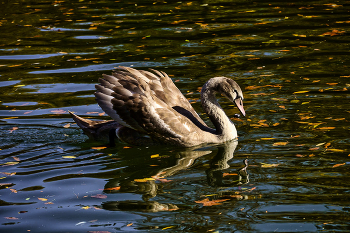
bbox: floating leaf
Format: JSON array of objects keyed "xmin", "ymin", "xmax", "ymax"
[
  {"xmin": 293, "ymin": 91, "xmax": 309, "ymax": 94},
  {"xmin": 317, "ymin": 127, "xmax": 335, "ymax": 130},
  {"xmin": 327, "ymin": 148, "xmax": 344, "ymax": 152},
  {"xmin": 91, "ymin": 147, "xmax": 107, "ymax": 150},
  {"xmin": 195, "ymin": 198, "xmax": 229, "ymax": 206},
  {"xmin": 63, "ymin": 123, "xmax": 70, "ymax": 128},
  {"xmin": 309, "ymin": 147, "xmax": 320, "ymax": 151},
  {"xmin": 223, "ymin": 173, "xmax": 238, "ymax": 176},
  {"xmin": 81, "ymin": 206, "xmax": 90, "ymax": 209},
  {"xmin": 4, "ymin": 217, "xmax": 18, "ymax": 220},
  {"xmin": 91, "ymin": 194, "xmax": 107, "ymax": 199},
  {"xmin": 38, "ymin": 198, "xmax": 47, "ymax": 201},
  {"xmin": 332, "ymin": 163, "xmax": 345, "ymax": 168},
  {"xmin": 126, "ymin": 223, "xmax": 133, "ymax": 227},
  {"xmin": 62, "ymin": 156, "xmax": 76, "ymax": 159},
  {"xmin": 273, "ymin": 142, "xmax": 288, "ymax": 146},
  {"xmin": 51, "ymin": 109, "xmax": 66, "ymax": 114},
  {"xmin": 3, "ymin": 162, "xmax": 19, "ymax": 166},
  {"xmin": 134, "ymin": 178, "xmax": 155, "ymax": 182},
  {"xmin": 261, "ymin": 163, "xmax": 279, "ymax": 168},
  {"xmin": 8, "ymin": 127, "xmax": 18, "ymax": 133},
  {"xmin": 10, "ymin": 188, "xmax": 17, "ymax": 193},
  {"xmin": 102, "ymin": 186, "xmax": 120, "ymax": 191}
]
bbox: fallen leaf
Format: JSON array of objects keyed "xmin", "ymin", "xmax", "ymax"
[
  {"xmin": 91, "ymin": 147, "xmax": 107, "ymax": 150},
  {"xmin": 3, "ymin": 162, "xmax": 19, "ymax": 166},
  {"xmin": 102, "ymin": 186, "xmax": 120, "ymax": 191},
  {"xmin": 327, "ymin": 148, "xmax": 344, "ymax": 152},
  {"xmin": 8, "ymin": 127, "xmax": 18, "ymax": 133},
  {"xmin": 38, "ymin": 198, "xmax": 48, "ymax": 201},
  {"xmin": 134, "ymin": 178, "xmax": 155, "ymax": 182},
  {"xmin": 223, "ymin": 173, "xmax": 238, "ymax": 176},
  {"xmin": 151, "ymin": 154, "xmax": 159, "ymax": 158},
  {"xmin": 332, "ymin": 163, "xmax": 345, "ymax": 168},
  {"xmin": 62, "ymin": 156, "xmax": 76, "ymax": 159},
  {"xmin": 81, "ymin": 206, "xmax": 90, "ymax": 209},
  {"xmin": 309, "ymin": 147, "xmax": 319, "ymax": 151},
  {"xmin": 293, "ymin": 91, "xmax": 309, "ymax": 94},
  {"xmin": 261, "ymin": 163, "xmax": 279, "ymax": 168},
  {"xmin": 63, "ymin": 123, "xmax": 70, "ymax": 128},
  {"xmin": 317, "ymin": 127, "xmax": 335, "ymax": 130},
  {"xmin": 91, "ymin": 194, "xmax": 107, "ymax": 199},
  {"xmin": 195, "ymin": 198, "xmax": 230, "ymax": 206},
  {"xmin": 10, "ymin": 188, "xmax": 17, "ymax": 193},
  {"xmin": 127, "ymin": 223, "xmax": 133, "ymax": 227},
  {"xmin": 273, "ymin": 142, "xmax": 288, "ymax": 146},
  {"xmin": 51, "ymin": 109, "xmax": 66, "ymax": 114},
  {"xmin": 4, "ymin": 217, "xmax": 18, "ymax": 220}
]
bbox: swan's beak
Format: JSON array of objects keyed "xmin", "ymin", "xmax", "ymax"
[{"xmin": 234, "ymin": 98, "xmax": 245, "ymax": 117}]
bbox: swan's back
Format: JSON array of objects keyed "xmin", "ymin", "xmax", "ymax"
[{"xmin": 94, "ymin": 67, "xmax": 210, "ymax": 146}]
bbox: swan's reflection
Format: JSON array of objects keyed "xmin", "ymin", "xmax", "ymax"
[{"xmin": 102, "ymin": 140, "xmax": 249, "ymax": 212}]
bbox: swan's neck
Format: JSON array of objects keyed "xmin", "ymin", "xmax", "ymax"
[{"xmin": 201, "ymin": 78, "xmax": 237, "ymax": 140}]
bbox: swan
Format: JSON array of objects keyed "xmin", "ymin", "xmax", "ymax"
[{"xmin": 69, "ymin": 66, "xmax": 245, "ymax": 147}]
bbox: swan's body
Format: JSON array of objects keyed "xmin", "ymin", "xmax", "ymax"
[{"xmin": 70, "ymin": 67, "xmax": 245, "ymax": 147}]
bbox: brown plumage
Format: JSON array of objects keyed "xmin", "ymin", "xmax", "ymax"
[{"xmin": 70, "ymin": 67, "xmax": 245, "ymax": 147}]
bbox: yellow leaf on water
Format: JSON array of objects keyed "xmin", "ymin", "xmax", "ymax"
[
  {"xmin": 81, "ymin": 206, "xmax": 90, "ymax": 209},
  {"xmin": 273, "ymin": 142, "xmax": 288, "ymax": 146},
  {"xmin": 151, "ymin": 154, "xmax": 159, "ymax": 158},
  {"xmin": 327, "ymin": 148, "xmax": 344, "ymax": 152},
  {"xmin": 134, "ymin": 178, "xmax": 155, "ymax": 182},
  {"xmin": 293, "ymin": 91, "xmax": 309, "ymax": 94},
  {"xmin": 63, "ymin": 123, "xmax": 70, "ymax": 128},
  {"xmin": 38, "ymin": 198, "xmax": 48, "ymax": 201},
  {"xmin": 261, "ymin": 163, "xmax": 279, "ymax": 168},
  {"xmin": 91, "ymin": 147, "xmax": 107, "ymax": 150},
  {"xmin": 62, "ymin": 156, "xmax": 76, "ymax": 159},
  {"xmin": 3, "ymin": 162, "xmax": 19, "ymax": 166},
  {"xmin": 317, "ymin": 127, "xmax": 335, "ymax": 130}
]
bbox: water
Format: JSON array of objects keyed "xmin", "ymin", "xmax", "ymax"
[{"xmin": 1, "ymin": 0, "xmax": 349, "ymax": 232}]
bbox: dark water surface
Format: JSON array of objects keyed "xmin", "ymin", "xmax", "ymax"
[{"xmin": 1, "ymin": 0, "xmax": 349, "ymax": 232}]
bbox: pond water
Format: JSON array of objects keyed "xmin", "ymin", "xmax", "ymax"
[{"xmin": 1, "ymin": 0, "xmax": 349, "ymax": 232}]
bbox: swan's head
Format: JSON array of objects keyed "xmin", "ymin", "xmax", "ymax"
[{"xmin": 217, "ymin": 77, "xmax": 246, "ymax": 117}]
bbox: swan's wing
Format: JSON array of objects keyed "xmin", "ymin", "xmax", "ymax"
[
  {"xmin": 95, "ymin": 68, "xmax": 202, "ymax": 141},
  {"xmin": 138, "ymin": 68, "xmax": 208, "ymax": 127}
]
